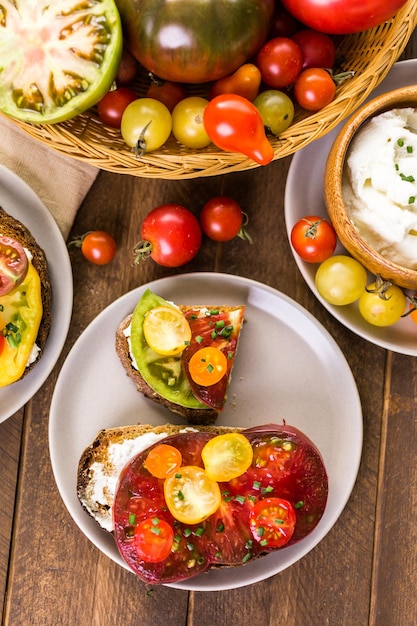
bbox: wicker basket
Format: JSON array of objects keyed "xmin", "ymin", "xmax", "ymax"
[{"xmin": 6, "ymin": 0, "xmax": 417, "ymax": 179}]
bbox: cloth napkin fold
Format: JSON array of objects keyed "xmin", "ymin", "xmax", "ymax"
[{"xmin": 1, "ymin": 115, "xmax": 99, "ymax": 239}]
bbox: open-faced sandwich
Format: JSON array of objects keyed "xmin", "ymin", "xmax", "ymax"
[
  {"xmin": 0, "ymin": 207, "xmax": 51, "ymax": 387},
  {"xmin": 116, "ymin": 289, "xmax": 245, "ymax": 424},
  {"xmin": 77, "ymin": 422, "xmax": 328, "ymax": 585}
]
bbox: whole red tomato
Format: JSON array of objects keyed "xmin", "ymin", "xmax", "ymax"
[
  {"xmin": 294, "ymin": 68, "xmax": 336, "ymax": 111},
  {"xmin": 115, "ymin": 0, "xmax": 274, "ymax": 83},
  {"xmin": 200, "ymin": 196, "xmax": 252, "ymax": 242},
  {"xmin": 290, "ymin": 216, "xmax": 337, "ymax": 263},
  {"xmin": 97, "ymin": 87, "xmax": 137, "ymax": 128},
  {"xmin": 70, "ymin": 231, "xmax": 117, "ymax": 265},
  {"xmin": 281, "ymin": 0, "xmax": 409, "ymax": 34},
  {"xmin": 256, "ymin": 37, "xmax": 303, "ymax": 88},
  {"xmin": 134, "ymin": 204, "xmax": 202, "ymax": 267},
  {"xmin": 292, "ymin": 29, "xmax": 336, "ymax": 70}
]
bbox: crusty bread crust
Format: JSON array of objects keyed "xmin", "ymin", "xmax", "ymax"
[
  {"xmin": 77, "ymin": 423, "xmax": 240, "ymax": 532},
  {"xmin": 115, "ymin": 314, "xmax": 220, "ymax": 425},
  {"xmin": 0, "ymin": 206, "xmax": 52, "ymax": 377}
]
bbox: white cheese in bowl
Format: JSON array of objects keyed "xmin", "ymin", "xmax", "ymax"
[{"xmin": 342, "ymin": 107, "xmax": 417, "ymax": 270}]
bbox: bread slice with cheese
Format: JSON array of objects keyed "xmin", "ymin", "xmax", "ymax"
[
  {"xmin": 115, "ymin": 289, "xmax": 245, "ymax": 425},
  {"xmin": 0, "ymin": 206, "xmax": 52, "ymax": 386}
]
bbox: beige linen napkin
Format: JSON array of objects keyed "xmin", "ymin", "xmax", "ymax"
[{"xmin": 1, "ymin": 115, "xmax": 99, "ymax": 239}]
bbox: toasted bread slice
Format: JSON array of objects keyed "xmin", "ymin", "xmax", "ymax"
[
  {"xmin": 77, "ymin": 423, "xmax": 238, "ymax": 532},
  {"xmin": 115, "ymin": 299, "xmax": 245, "ymax": 425},
  {"xmin": 0, "ymin": 206, "xmax": 52, "ymax": 380}
]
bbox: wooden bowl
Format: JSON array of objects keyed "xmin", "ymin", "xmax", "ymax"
[{"xmin": 324, "ymin": 85, "xmax": 417, "ymax": 290}]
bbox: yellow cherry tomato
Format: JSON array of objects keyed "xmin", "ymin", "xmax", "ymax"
[
  {"xmin": 201, "ymin": 433, "xmax": 253, "ymax": 481},
  {"xmin": 143, "ymin": 305, "xmax": 191, "ymax": 356},
  {"xmin": 188, "ymin": 346, "xmax": 228, "ymax": 386},
  {"xmin": 164, "ymin": 466, "xmax": 221, "ymax": 524}
]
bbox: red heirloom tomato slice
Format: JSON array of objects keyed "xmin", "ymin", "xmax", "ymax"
[
  {"xmin": 290, "ymin": 216, "xmax": 337, "ymax": 263},
  {"xmin": 281, "ymin": 0, "xmax": 408, "ymax": 34},
  {"xmin": 0, "ymin": 236, "xmax": 28, "ymax": 296},
  {"xmin": 249, "ymin": 497, "xmax": 296, "ymax": 548},
  {"xmin": 203, "ymin": 95, "xmax": 274, "ymax": 165},
  {"xmin": 0, "ymin": 0, "xmax": 122, "ymax": 124}
]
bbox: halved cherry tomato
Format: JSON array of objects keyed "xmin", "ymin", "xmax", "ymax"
[
  {"xmin": 144, "ymin": 444, "xmax": 183, "ymax": 479},
  {"xmin": 0, "ymin": 236, "xmax": 28, "ymax": 296},
  {"xmin": 70, "ymin": 231, "xmax": 117, "ymax": 265},
  {"xmin": 203, "ymin": 94, "xmax": 274, "ymax": 165},
  {"xmin": 294, "ymin": 68, "xmax": 336, "ymax": 111},
  {"xmin": 143, "ymin": 305, "xmax": 192, "ymax": 356},
  {"xmin": 164, "ymin": 465, "xmax": 221, "ymax": 524},
  {"xmin": 97, "ymin": 87, "xmax": 137, "ymax": 129},
  {"xmin": 0, "ymin": 335, "xmax": 4, "ymax": 357},
  {"xmin": 290, "ymin": 216, "xmax": 337, "ymax": 263},
  {"xmin": 209, "ymin": 64, "xmax": 262, "ymax": 102},
  {"xmin": 189, "ymin": 346, "xmax": 228, "ymax": 386},
  {"xmin": 201, "ymin": 433, "xmax": 253, "ymax": 481},
  {"xmin": 249, "ymin": 497, "xmax": 296, "ymax": 548},
  {"xmin": 134, "ymin": 517, "xmax": 174, "ymax": 563}
]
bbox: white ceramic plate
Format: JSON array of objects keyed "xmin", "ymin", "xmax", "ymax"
[
  {"xmin": 0, "ymin": 164, "xmax": 73, "ymax": 422},
  {"xmin": 285, "ymin": 59, "xmax": 417, "ymax": 356},
  {"xmin": 49, "ymin": 273, "xmax": 362, "ymax": 591}
]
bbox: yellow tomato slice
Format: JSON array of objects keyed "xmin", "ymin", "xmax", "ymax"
[
  {"xmin": 143, "ymin": 305, "xmax": 191, "ymax": 356},
  {"xmin": 144, "ymin": 444, "xmax": 182, "ymax": 479},
  {"xmin": 201, "ymin": 433, "xmax": 253, "ymax": 482},
  {"xmin": 164, "ymin": 465, "xmax": 221, "ymax": 524},
  {"xmin": 188, "ymin": 346, "xmax": 228, "ymax": 386}
]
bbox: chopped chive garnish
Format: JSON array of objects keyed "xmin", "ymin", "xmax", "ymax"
[
  {"xmin": 253, "ymin": 480, "xmax": 261, "ymax": 490},
  {"xmin": 183, "ymin": 528, "xmax": 192, "ymax": 537},
  {"xmin": 294, "ymin": 501, "xmax": 304, "ymax": 509},
  {"xmin": 195, "ymin": 335, "xmax": 204, "ymax": 343},
  {"xmin": 407, "ymin": 145, "xmax": 413, "ymax": 153},
  {"xmin": 397, "ymin": 138, "xmax": 405, "ymax": 147},
  {"xmin": 128, "ymin": 513, "xmax": 136, "ymax": 526},
  {"xmin": 177, "ymin": 490, "xmax": 184, "ymax": 500},
  {"xmin": 195, "ymin": 527, "xmax": 204, "ymax": 537},
  {"xmin": 216, "ymin": 521, "xmax": 225, "ymax": 532},
  {"xmin": 206, "ymin": 363, "xmax": 214, "ymax": 373},
  {"xmin": 235, "ymin": 495, "xmax": 246, "ymax": 505},
  {"xmin": 400, "ymin": 173, "xmax": 415, "ymax": 182},
  {"xmin": 409, "ymin": 196, "xmax": 416, "ymax": 204},
  {"xmin": 260, "ymin": 539, "xmax": 269, "ymax": 547},
  {"xmin": 257, "ymin": 527, "xmax": 264, "ymax": 537},
  {"xmin": 242, "ymin": 552, "xmax": 252, "ymax": 563}
]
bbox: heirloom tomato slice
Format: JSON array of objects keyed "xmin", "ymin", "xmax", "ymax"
[
  {"xmin": 0, "ymin": 236, "xmax": 28, "ymax": 296},
  {"xmin": 0, "ymin": 0, "xmax": 122, "ymax": 124}
]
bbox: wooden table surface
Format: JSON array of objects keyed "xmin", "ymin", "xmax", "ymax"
[{"xmin": 2, "ymin": 34, "xmax": 417, "ymax": 626}]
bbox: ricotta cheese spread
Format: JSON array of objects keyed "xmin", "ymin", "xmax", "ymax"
[{"xmin": 342, "ymin": 107, "xmax": 417, "ymax": 270}]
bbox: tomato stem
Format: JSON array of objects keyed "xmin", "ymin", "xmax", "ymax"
[
  {"xmin": 134, "ymin": 120, "xmax": 152, "ymax": 158},
  {"xmin": 365, "ymin": 274, "xmax": 392, "ymax": 300},
  {"xmin": 237, "ymin": 212, "xmax": 253, "ymax": 243},
  {"xmin": 132, "ymin": 240, "xmax": 153, "ymax": 265}
]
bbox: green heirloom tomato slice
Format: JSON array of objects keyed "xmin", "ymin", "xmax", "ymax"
[{"xmin": 0, "ymin": 0, "xmax": 123, "ymax": 124}]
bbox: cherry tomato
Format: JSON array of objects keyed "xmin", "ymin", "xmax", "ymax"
[
  {"xmin": 315, "ymin": 255, "xmax": 367, "ymax": 305},
  {"xmin": 164, "ymin": 465, "xmax": 221, "ymax": 524},
  {"xmin": 292, "ymin": 29, "xmax": 336, "ymax": 70},
  {"xmin": 121, "ymin": 98, "xmax": 172, "ymax": 155},
  {"xmin": 116, "ymin": 46, "xmax": 139, "ymax": 85},
  {"xmin": 188, "ymin": 346, "xmax": 228, "ymax": 386},
  {"xmin": 70, "ymin": 231, "xmax": 117, "ymax": 265},
  {"xmin": 97, "ymin": 87, "xmax": 137, "ymax": 129},
  {"xmin": 256, "ymin": 37, "xmax": 303, "ymax": 88},
  {"xmin": 290, "ymin": 216, "xmax": 337, "ymax": 263},
  {"xmin": 133, "ymin": 204, "xmax": 202, "ymax": 268},
  {"xmin": 142, "ymin": 305, "xmax": 192, "ymax": 355},
  {"xmin": 209, "ymin": 64, "xmax": 262, "ymax": 102},
  {"xmin": 0, "ymin": 235, "xmax": 28, "ymax": 296},
  {"xmin": 144, "ymin": 444, "xmax": 183, "ymax": 479},
  {"xmin": 254, "ymin": 90, "xmax": 294, "ymax": 135},
  {"xmin": 201, "ymin": 433, "xmax": 253, "ymax": 482},
  {"xmin": 200, "ymin": 196, "xmax": 251, "ymax": 242},
  {"xmin": 269, "ymin": 4, "xmax": 301, "ymax": 38},
  {"xmin": 145, "ymin": 80, "xmax": 187, "ymax": 112},
  {"xmin": 134, "ymin": 517, "xmax": 174, "ymax": 563},
  {"xmin": 405, "ymin": 294, "xmax": 417, "ymax": 324},
  {"xmin": 249, "ymin": 497, "xmax": 296, "ymax": 548},
  {"xmin": 203, "ymin": 94, "xmax": 274, "ymax": 165},
  {"xmin": 358, "ymin": 277, "xmax": 406, "ymax": 327},
  {"xmin": 171, "ymin": 97, "xmax": 211, "ymax": 149},
  {"xmin": 294, "ymin": 68, "xmax": 336, "ymax": 111}
]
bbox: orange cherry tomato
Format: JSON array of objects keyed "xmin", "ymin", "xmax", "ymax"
[
  {"xmin": 134, "ymin": 517, "xmax": 174, "ymax": 563},
  {"xmin": 189, "ymin": 346, "xmax": 228, "ymax": 386},
  {"xmin": 0, "ymin": 335, "xmax": 4, "ymax": 357},
  {"xmin": 209, "ymin": 63, "xmax": 262, "ymax": 102},
  {"xmin": 144, "ymin": 444, "xmax": 182, "ymax": 479},
  {"xmin": 145, "ymin": 80, "xmax": 187, "ymax": 112}
]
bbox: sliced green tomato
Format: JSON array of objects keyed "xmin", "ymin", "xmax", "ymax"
[
  {"xmin": 164, "ymin": 465, "xmax": 222, "ymax": 524},
  {"xmin": 0, "ymin": 0, "xmax": 123, "ymax": 124},
  {"xmin": 201, "ymin": 433, "xmax": 253, "ymax": 482},
  {"xmin": 0, "ymin": 263, "xmax": 42, "ymax": 387}
]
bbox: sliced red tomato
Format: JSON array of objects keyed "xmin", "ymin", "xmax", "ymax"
[
  {"xmin": 134, "ymin": 517, "xmax": 174, "ymax": 563},
  {"xmin": 249, "ymin": 497, "xmax": 296, "ymax": 548},
  {"xmin": 0, "ymin": 236, "xmax": 28, "ymax": 296}
]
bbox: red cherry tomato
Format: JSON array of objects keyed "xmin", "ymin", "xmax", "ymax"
[
  {"xmin": 70, "ymin": 231, "xmax": 117, "ymax": 265},
  {"xmin": 203, "ymin": 94, "xmax": 274, "ymax": 165},
  {"xmin": 290, "ymin": 216, "xmax": 337, "ymax": 263},
  {"xmin": 292, "ymin": 29, "xmax": 336, "ymax": 70},
  {"xmin": 0, "ymin": 335, "xmax": 5, "ymax": 357},
  {"xmin": 97, "ymin": 87, "xmax": 138, "ymax": 128},
  {"xmin": 200, "ymin": 196, "xmax": 251, "ymax": 242},
  {"xmin": 256, "ymin": 37, "xmax": 303, "ymax": 88},
  {"xmin": 269, "ymin": 4, "xmax": 301, "ymax": 38},
  {"xmin": 145, "ymin": 80, "xmax": 187, "ymax": 112},
  {"xmin": 249, "ymin": 497, "xmax": 296, "ymax": 548},
  {"xmin": 294, "ymin": 68, "xmax": 336, "ymax": 111},
  {"xmin": 281, "ymin": 0, "xmax": 408, "ymax": 35},
  {"xmin": 134, "ymin": 517, "xmax": 174, "ymax": 563},
  {"xmin": 134, "ymin": 204, "xmax": 202, "ymax": 267},
  {"xmin": 0, "ymin": 235, "xmax": 28, "ymax": 296}
]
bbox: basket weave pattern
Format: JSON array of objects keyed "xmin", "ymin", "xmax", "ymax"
[{"xmin": 6, "ymin": 0, "xmax": 417, "ymax": 179}]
